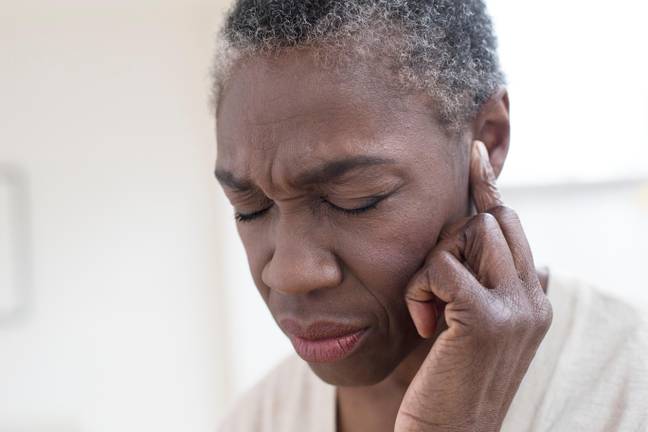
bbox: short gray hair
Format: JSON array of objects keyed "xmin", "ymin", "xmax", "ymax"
[{"xmin": 210, "ymin": 0, "xmax": 506, "ymax": 131}]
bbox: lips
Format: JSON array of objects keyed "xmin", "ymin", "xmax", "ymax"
[{"xmin": 280, "ymin": 318, "xmax": 369, "ymax": 363}]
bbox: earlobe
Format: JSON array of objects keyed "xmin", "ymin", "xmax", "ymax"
[{"xmin": 471, "ymin": 87, "xmax": 510, "ymax": 179}]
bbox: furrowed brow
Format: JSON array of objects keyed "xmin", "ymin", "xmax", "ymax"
[
  {"xmin": 215, "ymin": 155, "xmax": 397, "ymax": 192},
  {"xmin": 296, "ymin": 155, "xmax": 397, "ymax": 185}
]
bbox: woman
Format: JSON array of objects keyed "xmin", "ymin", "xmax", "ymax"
[{"xmin": 212, "ymin": 1, "xmax": 648, "ymax": 431}]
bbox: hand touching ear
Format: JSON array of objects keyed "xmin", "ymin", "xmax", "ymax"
[{"xmin": 397, "ymin": 140, "xmax": 553, "ymax": 432}]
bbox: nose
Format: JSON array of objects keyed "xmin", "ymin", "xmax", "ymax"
[{"xmin": 261, "ymin": 220, "xmax": 342, "ymax": 295}]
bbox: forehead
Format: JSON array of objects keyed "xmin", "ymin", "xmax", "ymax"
[{"xmin": 215, "ymin": 50, "xmax": 440, "ymax": 185}]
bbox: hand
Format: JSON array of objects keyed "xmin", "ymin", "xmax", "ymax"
[{"xmin": 395, "ymin": 140, "xmax": 553, "ymax": 432}]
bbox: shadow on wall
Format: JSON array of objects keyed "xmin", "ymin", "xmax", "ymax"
[{"xmin": 0, "ymin": 163, "xmax": 33, "ymax": 327}]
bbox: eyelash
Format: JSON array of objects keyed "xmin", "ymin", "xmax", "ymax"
[{"xmin": 234, "ymin": 196, "xmax": 383, "ymax": 223}]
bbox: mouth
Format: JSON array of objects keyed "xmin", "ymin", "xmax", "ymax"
[{"xmin": 280, "ymin": 319, "xmax": 369, "ymax": 363}]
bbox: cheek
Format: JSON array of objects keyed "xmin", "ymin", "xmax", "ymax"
[
  {"xmin": 236, "ymin": 228, "xmax": 272, "ymax": 304},
  {"xmin": 334, "ymin": 201, "xmax": 447, "ymax": 319}
]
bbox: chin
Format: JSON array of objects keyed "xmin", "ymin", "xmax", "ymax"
[
  {"xmin": 305, "ymin": 337, "xmax": 423, "ymax": 387},
  {"xmin": 306, "ymin": 355, "xmax": 398, "ymax": 386}
]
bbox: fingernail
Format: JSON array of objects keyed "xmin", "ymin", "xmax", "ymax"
[{"xmin": 475, "ymin": 140, "xmax": 490, "ymax": 164}]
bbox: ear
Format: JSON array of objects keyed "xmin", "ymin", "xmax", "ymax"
[{"xmin": 471, "ymin": 87, "xmax": 510, "ymax": 178}]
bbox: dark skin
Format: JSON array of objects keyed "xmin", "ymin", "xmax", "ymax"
[{"xmin": 215, "ymin": 49, "xmax": 552, "ymax": 432}]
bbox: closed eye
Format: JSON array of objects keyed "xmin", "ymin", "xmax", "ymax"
[
  {"xmin": 234, "ymin": 195, "xmax": 386, "ymax": 223},
  {"xmin": 321, "ymin": 196, "xmax": 383, "ymax": 217},
  {"xmin": 234, "ymin": 204, "xmax": 273, "ymax": 223}
]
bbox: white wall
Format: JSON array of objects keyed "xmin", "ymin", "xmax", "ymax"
[
  {"xmin": 488, "ymin": 0, "xmax": 648, "ymax": 186},
  {"xmin": 0, "ymin": 1, "xmax": 232, "ymax": 430}
]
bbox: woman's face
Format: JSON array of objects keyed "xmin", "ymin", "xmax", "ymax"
[{"xmin": 215, "ymin": 50, "xmax": 472, "ymax": 385}]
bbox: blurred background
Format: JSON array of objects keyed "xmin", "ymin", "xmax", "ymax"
[{"xmin": 0, "ymin": 0, "xmax": 647, "ymax": 431}]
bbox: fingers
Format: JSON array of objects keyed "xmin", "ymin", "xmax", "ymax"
[
  {"xmin": 404, "ymin": 294, "xmax": 440, "ymax": 339},
  {"xmin": 406, "ymin": 140, "xmax": 543, "ymax": 339},
  {"xmin": 406, "ymin": 212, "xmax": 519, "ymax": 335},
  {"xmin": 486, "ymin": 206, "xmax": 537, "ymax": 284},
  {"xmin": 460, "ymin": 212, "xmax": 518, "ymax": 290},
  {"xmin": 439, "ymin": 216, "xmax": 470, "ymax": 242},
  {"xmin": 437, "ymin": 216, "xmax": 518, "ymax": 292},
  {"xmin": 469, "ymin": 140, "xmax": 539, "ymax": 289},
  {"xmin": 405, "ymin": 250, "xmax": 478, "ymax": 338},
  {"xmin": 470, "ymin": 140, "xmax": 503, "ymax": 214}
]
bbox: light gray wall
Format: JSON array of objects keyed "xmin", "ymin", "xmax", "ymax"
[{"xmin": 0, "ymin": 1, "xmax": 232, "ymax": 430}]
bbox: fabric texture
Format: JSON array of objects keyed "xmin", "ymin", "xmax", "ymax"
[{"xmin": 218, "ymin": 272, "xmax": 648, "ymax": 431}]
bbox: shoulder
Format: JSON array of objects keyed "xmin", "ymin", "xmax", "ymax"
[
  {"xmin": 548, "ymin": 272, "xmax": 648, "ymax": 357},
  {"xmin": 217, "ymin": 353, "xmax": 335, "ymax": 432},
  {"xmin": 539, "ymin": 271, "xmax": 648, "ymax": 430}
]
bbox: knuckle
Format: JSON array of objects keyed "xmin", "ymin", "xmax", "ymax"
[
  {"xmin": 405, "ymin": 273, "xmax": 427, "ymax": 301},
  {"xmin": 478, "ymin": 286, "xmax": 553, "ymax": 345},
  {"xmin": 489, "ymin": 205, "xmax": 520, "ymax": 224},
  {"xmin": 466, "ymin": 212, "xmax": 499, "ymax": 234},
  {"xmin": 425, "ymin": 248, "xmax": 448, "ymax": 271},
  {"xmin": 483, "ymin": 295, "xmax": 514, "ymax": 334},
  {"xmin": 477, "ymin": 211, "xmax": 498, "ymax": 226},
  {"xmin": 485, "ymin": 293, "xmax": 542, "ymax": 339},
  {"xmin": 512, "ymin": 312, "xmax": 536, "ymax": 338},
  {"xmin": 414, "ymin": 252, "xmax": 450, "ymax": 295},
  {"xmin": 535, "ymin": 297, "xmax": 554, "ymax": 330},
  {"xmin": 522, "ymin": 297, "xmax": 553, "ymax": 345},
  {"xmin": 417, "ymin": 264, "xmax": 436, "ymax": 289},
  {"xmin": 505, "ymin": 302, "xmax": 531, "ymax": 335}
]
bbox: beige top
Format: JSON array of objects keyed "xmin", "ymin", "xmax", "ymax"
[{"xmin": 218, "ymin": 272, "xmax": 648, "ymax": 431}]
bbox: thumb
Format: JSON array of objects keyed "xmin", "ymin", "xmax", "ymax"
[{"xmin": 470, "ymin": 140, "xmax": 504, "ymax": 213}]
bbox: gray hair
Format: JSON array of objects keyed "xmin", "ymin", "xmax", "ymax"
[{"xmin": 210, "ymin": 0, "xmax": 506, "ymax": 131}]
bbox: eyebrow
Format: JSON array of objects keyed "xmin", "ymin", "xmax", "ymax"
[{"xmin": 215, "ymin": 155, "xmax": 397, "ymax": 192}]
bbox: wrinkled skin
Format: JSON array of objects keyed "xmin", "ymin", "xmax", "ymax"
[
  {"xmin": 215, "ymin": 50, "xmax": 552, "ymax": 432},
  {"xmin": 395, "ymin": 140, "xmax": 552, "ymax": 431}
]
